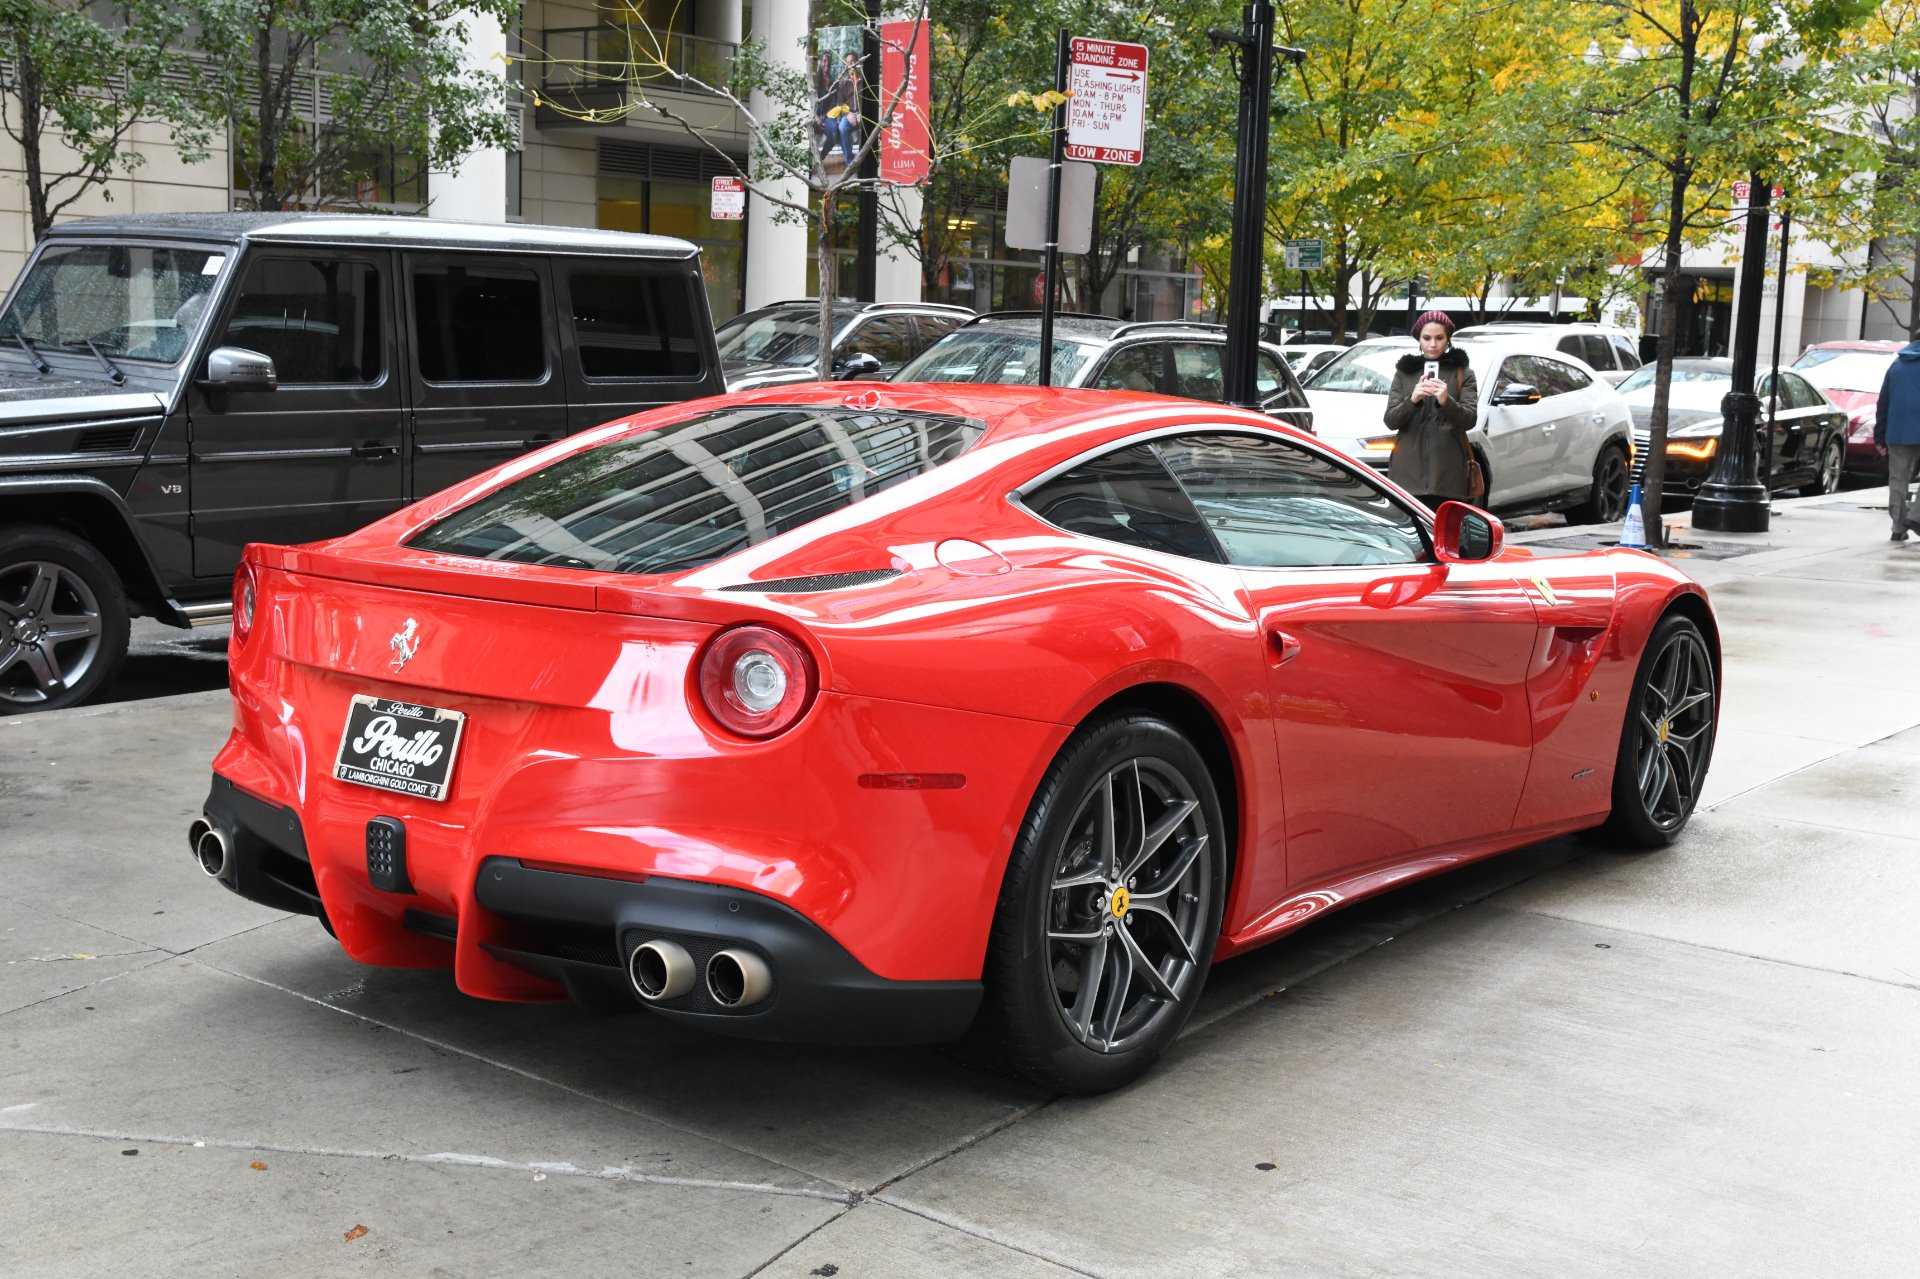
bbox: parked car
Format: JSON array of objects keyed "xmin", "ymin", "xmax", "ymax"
[
  {"xmin": 0, "ymin": 213, "xmax": 725, "ymax": 712},
  {"xmin": 1278, "ymin": 342, "xmax": 1346, "ymax": 381},
  {"xmin": 716, "ymin": 299, "xmax": 973, "ymax": 390},
  {"xmin": 893, "ymin": 313, "xmax": 1314, "ymax": 435},
  {"xmin": 1451, "ymin": 321, "xmax": 1644, "ymax": 385},
  {"xmin": 1793, "ymin": 340, "xmax": 1904, "ymax": 480},
  {"xmin": 1302, "ymin": 333, "xmax": 1635, "ymax": 522},
  {"xmin": 194, "ymin": 380, "xmax": 1718, "ymax": 1094},
  {"xmin": 1620, "ymin": 359, "xmax": 1849, "ymax": 498}
]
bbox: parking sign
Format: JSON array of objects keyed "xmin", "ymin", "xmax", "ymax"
[{"xmin": 1065, "ymin": 38, "xmax": 1148, "ymax": 167}]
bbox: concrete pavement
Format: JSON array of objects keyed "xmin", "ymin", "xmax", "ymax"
[{"xmin": 1, "ymin": 489, "xmax": 1916, "ymax": 1277}]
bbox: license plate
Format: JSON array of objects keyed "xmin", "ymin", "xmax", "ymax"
[{"xmin": 332, "ymin": 695, "xmax": 466, "ymax": 803}]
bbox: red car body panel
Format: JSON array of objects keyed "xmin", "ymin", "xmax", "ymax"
[{"xmin": 210, "ymin": 382, "xmax": 1715, "ymax": 1016}]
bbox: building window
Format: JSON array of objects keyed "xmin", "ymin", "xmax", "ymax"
[{"xmin": 594, "ymin": 141, "xmax": 747, "ymax": 323}]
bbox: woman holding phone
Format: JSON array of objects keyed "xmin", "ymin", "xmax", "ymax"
[{"xmin": 1382, "ymin": 309, "xmax": 1481, "ymax": 509}]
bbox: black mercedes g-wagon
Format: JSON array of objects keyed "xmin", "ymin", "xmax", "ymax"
[{"xmin": 0, "ymin": 213, "xmax": 724, "ymax": 712}]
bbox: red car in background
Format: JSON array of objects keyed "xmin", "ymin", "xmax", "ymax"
[
  {"xmin": 1794, "ymin": 340, "xmax": 1904, "ymax": 479},
  {"xmin": 193, "ymin": 384, "xmax": 1719, "ymax": 1094}
]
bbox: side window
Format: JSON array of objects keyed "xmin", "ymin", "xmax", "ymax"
[
  {"xmin": 1256, "ymin": 351, "xmax": 1305, "ymax": 408},
  {"xmin": 844, "ymin": 315, "xmax": 918, "ymax": 372},
  {"xmin": 914, "ymin": 314, "xmax": 964, "ymax": 353},
  {"xmin": 1088, "ymin": 344, "xmax": 1165, "ymax": 393},
  {"xmin": 1169, "ymin": 343, "xmax": 1226, "ymax": 401},
  {"xmin": 1543, "ymin": 356, "xmax": 1591, "ymax": 393},
  {"xmin": 413, "ymin": 261, "xmax": 546, "ymax": 383},
  {"xmin": 1612, "ymin": 336, "xmax": 1642, "ymax": 370},
  {"xmin": 1580, "ymin": 335, "xmax": 1615, "ymax": 370},
  {"xmin": 1154, "ymin": 432, "xmax": 1428, "ymax": 568},
  {"xmin": 1022, "ymin": 443, "xmax": 1221, "ymax": 562},
  {"xmin": 218, "ymin": 256, "xmax": 382, "ymax": 385},
  {"xmin": 1783, "ymin": 372, "xmax": 1823, "ymax": 409},
  {"xmin": 566, "ymin": 265, "xmax": 704, "ymax": 379},
  {"xmin": 1490, "ymin": 356, "xmax": 1527, "ymax": 397},
  {"xmin": 1556, "ymin": 334, "xmax": 1585, "ymax": 361}
]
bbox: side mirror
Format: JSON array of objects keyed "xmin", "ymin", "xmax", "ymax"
[
  {"xmin": 834, "ymin": 351, "xmax": 884, "ymax": 380},
  {"xmin": 198, "ymin": 346, "xmax": 277, "ymax": 391},
  {"xmin": 1433, "ymin": 501, "xmax": 1504, "ymax": 563},
  {"xmin": 1490, "ymin": 383, "xmax": 1540, "ymax": 406}
]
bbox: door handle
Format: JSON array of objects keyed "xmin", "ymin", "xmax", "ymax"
[
  {"xmin": 1266, "ymin": 627, "xmax": 1303, "ymax": 666},
  {"xmin": 1592, "ymin": 412, "xmax": 1606, "ymax": 424},
  {"xmin": 1542, "ymin": 422, "xmax": 1556, "ymax": 434},
  {"xmin": 350, "ymin": 442, "xmax": 398, "ymax": 460},
  {"xmin": 520, "ymin": 434, "xmax": 557, "ymax": 452}
]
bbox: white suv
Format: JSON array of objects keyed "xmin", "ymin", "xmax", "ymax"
[
  {"xmin": 1452, "ymin": 322, "xmax": 1644, "ymax": 386},
  {"xmin": 1302, "ymin": 333, "xmax": 1635, "ymax": 522}
]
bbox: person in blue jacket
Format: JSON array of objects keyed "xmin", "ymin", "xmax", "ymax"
[{"xmin": 1877, "ymin": 339, "xmax": 1920, "ymax": 542}]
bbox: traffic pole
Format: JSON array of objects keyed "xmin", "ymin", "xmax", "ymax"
[
  {"xmin": 1217, "ymin": 3, "xmax": 1279, "ymax": 407},
  {"xmin": 1037, "ymin": 28, "xmax": 1068, "ymax": 388}
]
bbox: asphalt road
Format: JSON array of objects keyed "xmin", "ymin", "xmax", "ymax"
[{"xmin": 2, "ymin": 489, "xmax": 1917, "ymax": 1277}]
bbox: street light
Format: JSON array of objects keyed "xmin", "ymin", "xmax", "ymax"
[{"xmin": 1692, "ymin": 174, "xmax": 1773, "ymax": 532}]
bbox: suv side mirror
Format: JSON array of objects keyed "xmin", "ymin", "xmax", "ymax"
[
  {"xmin": 1433, "ymin": 501, "xmax": 1504, "ymax": 563},
  {"xmin": 198, "ymin": 346, "xmax": 277, "ymax": 391},
  {"xmin": 1490, "ymin": 383, "xmax": 1540, "ymax": 406},
  {"xmin": 834, "ymin": 351, "xmax": 884, "ymax": 380}
]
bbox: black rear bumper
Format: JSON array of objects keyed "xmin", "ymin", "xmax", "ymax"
[
  {"xmin": 200, "ymin": 774, "xmax": 327, "ymax": 919},
  {"xmin": 474, "ymin": 857, "xmax": 982, "ymax": 1045}
]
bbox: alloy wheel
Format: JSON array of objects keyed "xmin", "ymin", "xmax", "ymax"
[
  {"xmin": 1595, "ymin": 447, "xmax": 1630, "ymax": 521},
  {"xmin": 1820, "ymin": 440, "xmax": 1842, "ymax": 495},
  {"xmin": 1044, "ymin": 757, "xmax": 1212, "ymax": 1053},
  {"xmin": 1632, "ymin": 628, "xmax": 1715, "ymax": 832},
  {"xmin": 0, "ymin": 561, "xmax": 106, "ymax": 706}
]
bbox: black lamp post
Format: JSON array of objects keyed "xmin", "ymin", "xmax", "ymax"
[
  {"xmin": 1692, "ymin": 174, "xmax": 1773, "ymax": 533},
  {"xmin": 1213, "ymin": 3, "xmax": 1304, "ymax": 407}
]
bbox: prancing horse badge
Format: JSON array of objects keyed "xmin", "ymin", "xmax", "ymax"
[{"xmin": 389, "ymin": 618, "xmax": 421, "ymax": 671}]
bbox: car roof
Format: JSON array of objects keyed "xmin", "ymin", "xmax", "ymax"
[
  {"xmin": 1802, "ymin": 339, "xmax": 1902, "ymax": 353},
  {"xmin": 961, "ymin": 313, "xmax": 1234, "ymax": 344},
  {"xmin": 46, "ymin": 212, "xmax": 699, "ymax": 259},
  {"xmin": 1455, "ymin": 321, "xmax": 1626, "ymax": 332}
]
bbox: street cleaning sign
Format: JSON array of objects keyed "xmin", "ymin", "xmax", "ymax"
[
  {"xmin": 1065, "ymin": 38, "xmax": 1148, "ymax": 166},
  {"xmin": 710, "ymin": 176, "xmax": 745, "ymax": 221},
  {"xmin": 1283, "ymin": 238, "xmax": 1324, "ymax": 270}
]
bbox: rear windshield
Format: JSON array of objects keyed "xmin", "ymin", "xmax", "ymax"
[{"xmin": 409, "ymin": 406, "xmax": 983, "ymax": 575}]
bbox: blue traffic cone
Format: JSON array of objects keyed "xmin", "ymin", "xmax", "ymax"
[{"xmin": 1619, "ymin": 482, "xmax": 1648, "ymax": 548}]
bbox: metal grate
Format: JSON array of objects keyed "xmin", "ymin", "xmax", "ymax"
[
  {"xmin": 719, "ymin": 568, "xmax": 902, "ymax": 593},
  {"xmin": 75, "ymin": 424, "xmax": 140, "ymax": 453},
  {"xmin": 597, "ymin": 139, "xmax": 743, "ymax": 184}
]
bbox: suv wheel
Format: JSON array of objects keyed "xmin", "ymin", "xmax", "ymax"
[
  {"xmin": 0, "ymin": 526, "xmax": 131, "ymax": 713},
  {"xmin": 1570, "ymin": 442, "xmax": 1631, "ymax": 524}
]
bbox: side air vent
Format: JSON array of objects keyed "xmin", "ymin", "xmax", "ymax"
[
  {"xmin": 76, "ymin": 424, "xmax": 141, "ymax": 453},
  {"xmin": 719, "ymin": 568, "xmax": 902, "ymax": 594}
]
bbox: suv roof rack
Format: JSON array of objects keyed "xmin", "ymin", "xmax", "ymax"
[
  {"xmin": 963, "ymin": 310, "xmax": 1120, "ymax": 327},
  {"xmin": 767, "ymin": 298, "xmax": 975, "ymax": 316},
  {"xmin": 1109, "ymin": 320, "xmax": 1228, "ymax": 339}
]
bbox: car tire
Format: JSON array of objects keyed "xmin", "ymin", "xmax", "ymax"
[
  {"xmin": 1570, "ymin": 442, "xmax": 1631, "ymax": 524},
  {"xmin": 1603, "ymin": 612, "xmax": 1716, "ymax": 850},
  {"xmin": 979, "ymin": 713, "xmax": 1226, "ymax": 1095},
  {"xmin": 1803, "ymin": 436, "xmax": 1844, "ymax": 496},
  {"xmin": 0, "ymin": 525, "xmax": 131, "ymax": 714}
]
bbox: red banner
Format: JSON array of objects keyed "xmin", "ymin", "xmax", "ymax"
[{"xmin": 879, "ymin": 18, "xmax": 932, "ymax": 186}]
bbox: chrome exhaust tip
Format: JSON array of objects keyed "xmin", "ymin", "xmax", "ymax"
[
  {"xmin": 706, "ymin": 948, "xmax": 772, "ymax": 1008},
  {"xmin": 194, "ymin": 826, "xmax": 229, "ymax": 879},
  {"xmin": 627, "ymin": 940, "xmax": 696, "ymax": 1002},
  {"xmin": 188, "ymin": 819, "xmax": 212, "ymax": 863}
]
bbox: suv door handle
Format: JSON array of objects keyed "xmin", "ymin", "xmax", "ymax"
[
  {"xmin": 350, "ymin": 442, "xmax": 398, "ymax": 460},
  {"xmin": 520, "ymin": 434, "xmax": 557, "ymax": 452}
]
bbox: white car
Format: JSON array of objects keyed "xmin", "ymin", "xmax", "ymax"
[
  {"xmin": 1452, "ymin": 321, "xmax": 1644, "ymax": 386},
  {"xmin": 1279, "ymin": 342, "xmax": 1346, "ymax": 381},
  {"xmin": 1303, "ymin": 334, "xmax": 1635, "ymax": 522}
]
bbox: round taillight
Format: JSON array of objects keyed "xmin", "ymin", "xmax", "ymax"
[
  {"xmin": 232, "ymin": 562, "xmax": 257, "ymax": 646},
  {"xmin": 696, "ymin": 625, "xmax": 817, "ymax": 739}
]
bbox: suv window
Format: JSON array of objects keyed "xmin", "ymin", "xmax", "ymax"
[
  {"xmin": 411, "ymin": 407, "xmax": 982, "ymax": 575},
  {"xmin": 1611, "ymin": 336, "xmax": 1641, "ymax": 371},
  {"xmin": 1556, "ymin": 334, "xmax": 1586, "ymax": 362},
  {"xmin": 845, "ymin": 315, "xmax": 918, "ymax": 373},
  {"xmin": 916, "ymin": 313, "xmax": 965, "ymax": 351},
  {"xmin": 1581, "ymin": 336, "xmax": 1615, "ymax": 370},
  {"xmin": 566, "ymin": 265, "xmax": 703, "ymax": 379},
  {"xmin": 1168, "ymin": 343, "xmax": 1226, "ymax": 401},
  {"xmin": 1023, "ymin": 443, "xmax": 1220, "ymax": 561},
  {"xmin": 1536, "ymin": 356, "xmax": 1591, "ymax": 395},
  {"xmin": 218, "ymin": 256, "xmax": 382, "ymax": 384},
  {"xmin": 1490, "ymin": 355, "xmax": 1532, "ymax": 399},
  {"xmin": 413, "ymin": 262, "xmax": 545, "ymax": 383},
  {"xmin": 1088, "ymin": 344, "xmax": 1165, "ymax": 392},
  {"xmin": 1257, "ymin": 352, "xmax": 1305, "ymax": 408},
  {"xmin": 1155, "ymin": 432, "xmax": 1427, "ymax": 567}
]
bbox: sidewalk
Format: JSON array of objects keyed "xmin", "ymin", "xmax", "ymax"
[{"xmin": 2, "ymin": 491, "xmax": 1916, "ymax": 1277}]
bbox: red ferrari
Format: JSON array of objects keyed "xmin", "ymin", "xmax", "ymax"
[{"xmin": 196, "ymin": 384, "xmax": 1719, "ymax": 1094}]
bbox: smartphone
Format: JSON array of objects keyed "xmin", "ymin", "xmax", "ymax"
[{"xmin": 1423, "ymin": 360, "xmax": 1439, "ymax": 381}]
